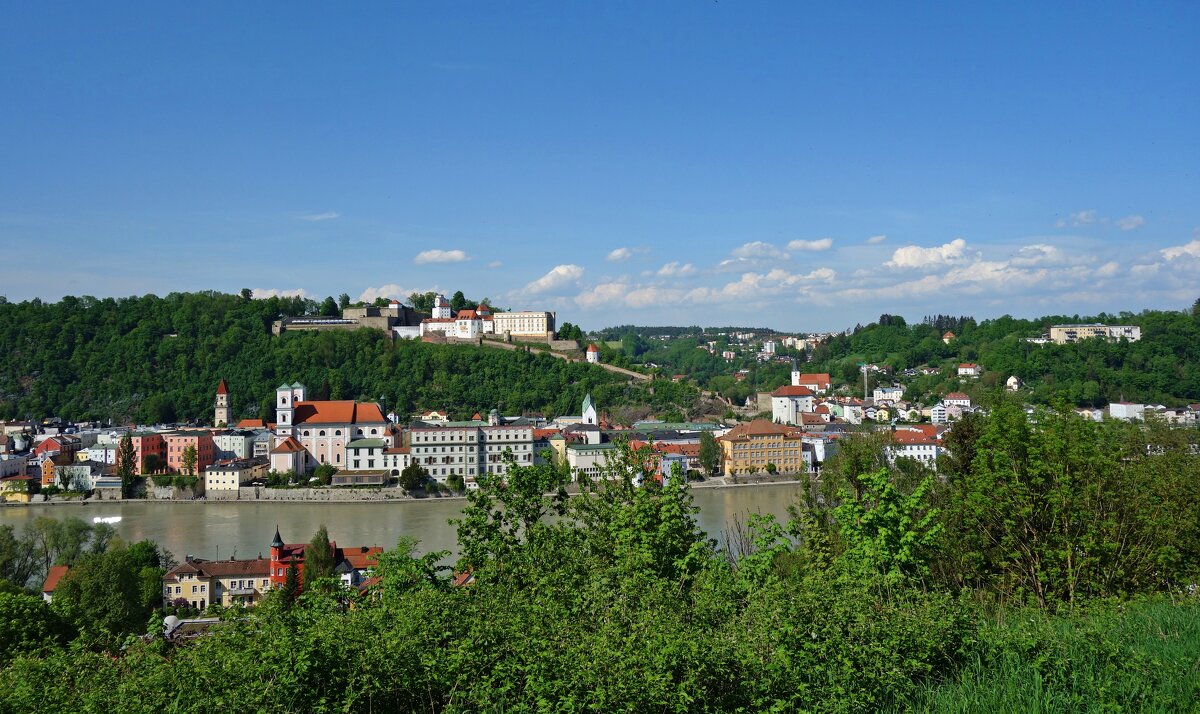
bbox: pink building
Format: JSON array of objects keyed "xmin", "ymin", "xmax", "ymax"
[{"xmin": 164, "ymin": 431, "xmax": 216, "ymax": 475}]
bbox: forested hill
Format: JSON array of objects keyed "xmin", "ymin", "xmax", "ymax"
[
  {"xmin": 807, "ymin": 305, "xmax": 1200, "ymax": 406},
  {"xmin": 0, "ymin": 292, "xmax": 696, "ymax": 424}
]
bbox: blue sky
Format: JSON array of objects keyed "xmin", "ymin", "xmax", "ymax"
[{"xmin": 1, "ymin": 2, "xmax": 1197, "ymax": 331}]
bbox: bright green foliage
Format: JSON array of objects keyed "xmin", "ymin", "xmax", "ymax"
[
  {"xmin": 180, "ymin": 444, "xmax": 197, "ymax": 477},
  {"xmin": 398, "ymin": 462, "xmax": 427, "ymax": 492},
  {"xmin": 0, "ymin": 592, "xmax": 73, "ymax": 659},
  {"xmin": 50, "ymin": 542, "xmax": 167, "ymax": 648},
  {"xmin": 698, "ymin": 430, "xmax": 720, "ymax": 476},
  {"xmin": 312, "ymin": 463, "xmax": 337, "ymax": 485},
  {"xmin": 304, "ymin": 525, "xmax": 334, "ymax": 586},
  {"xmin": 833, "ymin": 469, "xmax": 942, "ymax": 586}
]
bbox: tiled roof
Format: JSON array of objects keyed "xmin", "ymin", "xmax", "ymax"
[
  {"xmin": 337, "ymin": 546, "xmax": 382, "ymax": 570},
  {"xmin": 293, "ymin": 401, "xmax": 386, "ymax": 426},
  {"xmin": 270, "ymin": 437, "xmax": 306, "ymax": 454},
  {"xmin": 236, "ymin": 419, "xmax": 266, "ymax": 429},
  {"xmin": 945, "ymin": 392, "xmax": 970, "ymax": 400},
  {"xmin": 216, "ymin": 379, "xmax": 229, "ymax": 395},
  {"xmin": 795, "ymin": 373, "xmax": 831, "ymax": 384},
  {"xmin": 42, "ymin": 564, "xmax": 70, "ymax": 593},
  {"xmin": 384, "ymin": 446, "xmax": 410, "ymax": 454},
  {"xmin": 719, "ymin": 420, "xmax": 802, "ymax": 441}
]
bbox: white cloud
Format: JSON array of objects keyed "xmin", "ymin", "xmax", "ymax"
[
  {"xmin": 1056, "ymin": 210, "xmax": 1097, "ymax": 228},
  {"xmin": 251, "ymin": 287, "xmax": 315, "ymax": 299},
  {"xmin": 1011, "ymin": 244, "xmax": 1069, "ymax": 267},
  {"xmin": 732, "ymin": 241, "xmax": 789, "ymax": 260},
  {"xmin": 1161, "ymin": 239, "xmax": 1200, "ymax": 261},
  {"xmin": 521, "ymin": 264, "xmax": 584, "ymax": 295},
  {"xmin": 1094, "ymin": 261, "xmax": 1120, "ymax": 278},
  {"xmin": 487, "ymin": 260, "xmax": 503, "ymax": 269},
  {"xmin": 1116, "ymin": 215, "xmax": 1145, "ymax": 231},
  {"xmin": 866, "ymin": 234, "xmax": 888, "ymax": 244},
  {"xmin": 414, "ymin": 249, "xmax": 469, "ymax": 265},
  {"xmin": 298, "ymin": 211, "xmax": 339, "ymax": 222},
  {"xmin": 787, "ymin": 238, "xmax": 833, "ymax": 252},
  {"xmin": 656, "ymin": 261, "xmax": 696, "ymax": 277},
  {"xmin": 575, "ymin": 281, "xmax": 629, "ymax": 308},
  {"xmin": 606, "ymin": 247, "xmax": 633, "ymax": 262},
  {"xmin": 357, "ymin": 284, "xmax": 431, "ymax": 303},
  {"xmin": 688, "ymin": 267, "xmax": 837, "ymax": 304},
  {"xmin": 885, "ymin": 238, "xmax": 972, "ymax": 270}
]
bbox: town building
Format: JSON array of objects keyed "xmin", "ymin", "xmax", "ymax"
[
  {"xmin": 717, "ymin": 419, "xmax": 807, "ymax": 476},
  {"xmin": 204, "ymin": 457, "xmax": 269, "ymax": 499},
  {"xmin": 42, "ymin": 565, "xmax": 70, "ymax": 604},
  {"xmin": 408, "ymin": 415, "xmax": 535, "ymax": 483},
  {"xmin": 873, "ymin": 385, "xmax": 904, "ymax": 403},
  {"xmin": 163, "ymin": 556, "xmax": 272, "ymax": 610},
  {"xmin": 565, "ymin": 442, "xmax": 619, "ymax": 481},
  {"xmin": 944, "ymin": 392, "xmax": 971, "ymax": 408},
  {"xmin": 586, "ymin": 343, "xmax": 600, "ymax": 364},
  {"xmin": 273, "ymin": 300, "xmax": 422, "ymax": 336},
  {"xmin": 164, "ymin": 431, "xmax": 217, "ymax": 475},
  {"xmin": 130, "ymin": 432, "xmax": 167, "ymax": 475},
  {"xmin": 1049, "ymin": 324, "xmax": 1142, "ymax": 345},
  {"xmin": 791, "ymin": 371, "xmax": 832, "ymax": 394},
  {"xmin": 888, "ymin": 427, "xmax": 943, "ymax": 468},
  {"xmin": 268, "ymin": 528, "xmax": 382, "ymax": 590},
  {"xmin": 1109, "ymin": 402, "xmax": 1145, "ymax": 421},
  {"xmin": 957, "ymin": 363, "xmax": 982, "ymax": 378},
  {"xmin": 770, "ymin": 385, "xmax": 816, "ymax": 425}
]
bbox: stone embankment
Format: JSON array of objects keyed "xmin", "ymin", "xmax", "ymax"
[{"xmin": 236, "ymin": 486, "xmax": 454, "ymax": 502}]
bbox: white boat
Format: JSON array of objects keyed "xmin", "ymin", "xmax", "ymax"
[{"xmin": 92, "ymin": 516, "xmax": 122, "ymax": 525}]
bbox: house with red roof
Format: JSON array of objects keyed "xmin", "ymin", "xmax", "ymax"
[
  {"xmin": 269, "ymin": 527, "xmax": 382, "ymax": 590},
  {"xmin": 42, "ymin": 564, "xmax": 70, "ymax": 603},
  {"xmin": 957, "ymin": 363, "xmax": 982, "ymax": 378},
  {"xmin": 791, "ymin": 372, "xmax": 832, "ymax": 394}
]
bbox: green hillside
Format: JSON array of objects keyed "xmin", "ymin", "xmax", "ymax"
[{"xmin": 0, "ymin": 292, "xmax": 697, "ymax": 424}]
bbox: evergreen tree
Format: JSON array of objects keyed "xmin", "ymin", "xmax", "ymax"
[
  {"xmin": 116, "ymin": 433, "xmax": 136, "ymax": 499},
  {"xmin": 304, "ymin": 525, "xmax": 335, "ymax": 586},
  {"xmin": 279, "ymin": 556, "xmax": 299, "ymax": 609}
]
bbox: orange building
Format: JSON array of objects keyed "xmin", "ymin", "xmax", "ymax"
[
  {"xmin": 164, "ymin": 431, "xmax": 216, "ymax": 475},
  {"xmin": 129, "ymin": 432, "xmax": 167, "ymax": 475}
]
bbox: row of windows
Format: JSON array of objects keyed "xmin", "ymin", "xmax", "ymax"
[{"xmin": 300, "ymin": 428, "xmax": 379, "ymax": 437}]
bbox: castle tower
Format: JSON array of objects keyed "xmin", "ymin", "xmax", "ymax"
[
  {"xmin": 586, "ymin": 344, "xmax": 599, "ymax": 364},
  {"xmin": 790, "ymin": 358, "xmax": 800, "ymax": 387},
  {"xmin": 214, "ymin": 379, "xmax": 231, "ymax": 427},
  {"xmin": 432, "ymin": 294, "xmax": 452, "ymax": 319}
]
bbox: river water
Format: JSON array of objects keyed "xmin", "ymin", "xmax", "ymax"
[{"xmin": 0, "ymin": 484, "xmax": 805, "ymax": 563}]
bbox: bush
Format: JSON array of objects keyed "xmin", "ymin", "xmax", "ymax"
[{"xmin": 150, "ymin": 475, "xmax": 174, "ymax": 488}]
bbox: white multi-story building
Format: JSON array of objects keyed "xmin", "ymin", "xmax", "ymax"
[
  {"xmin": 213, "ymin": 430, "xmax": 257, "ymax": 460},
  {"xmin": 1109, "ymin": 402, "xmax": 1145, "ymax": 421},
  {"xmin": 873, "ymin": 386, "xmax": 904, "ymax": 403},
  {"xmin": 1049, "ymin": 324, "xmax": 1142, "ymax": 345},
  {"xmin": 205, "ymin": 458, "xmax": 268, "ymax": 498},
  {"xmin": 492, "ymin": 311, "xmax": 556, "ymax": 338},
  {"xmin": 408, "ymin": 417, "xmax": 534, "ymax": 483}
]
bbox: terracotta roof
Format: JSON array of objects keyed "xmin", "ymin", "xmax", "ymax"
[
  {"xmin": 814, "ymin": 405, "xmax": 830, "ymax": 414},
  {"xmin": 455, "ymin": 309, "xmax": 479, "ymax": 319},
  {"xmin": 586, "ymin": 343, "xmax": 599, "ymax": 352},
  {"xmin": 795, "ymin": 373, "xmax": 831, "ymax": 385},
  {"xmin": 893, "ymin": 430, "xmax": 939, "ymax": 446},
  {"xmin": 42, "ymin": 564, "xmax": 70, "ymax": 593},
  {"xmin": 236, "ymin": 419, "xmax": 266, "ymax": 429},
  {"xmin": 945, "ymin": 392, "xmax": 970, "ymax": 400},
  {"xmin": 719, "ymin": 419, "xmax": 802, "ymax": 442},
  {"xmin": 270, "ymin": 437, "xmax": 306, "ymax": 454},
  {"xmin": 216, "ymin": 379, "xmax": 229, "ymax": 395},
  {"xmin": 533, "ymin": 428, "xmax": 561, "ymax": 440},
  {"xmin": 293, "ymin": 401, "xmax": 386, "ymax": 426},
  {"xmin": 772, "ymin": 385, "xmax": 815, "ymax": 397},
  {"xmin": 337, "ymin": 546, "xmax": 382, "ymax": 570},
  {"xmin": 959, "ymin": 363, "xmax": 979, "ymax": 369},
  {"xmin": 384, "ymin": 447, "xmax": 410, "ymax": 454}
]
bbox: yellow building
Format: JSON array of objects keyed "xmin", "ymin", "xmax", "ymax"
[{"xmin": 717, "ymin": 419, "xmax": 807, "ymax": 476}]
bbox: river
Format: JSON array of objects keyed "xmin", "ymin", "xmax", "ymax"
[{"xmin": 0, "ymin": 483, "xmax": 805, "ymax": 563}]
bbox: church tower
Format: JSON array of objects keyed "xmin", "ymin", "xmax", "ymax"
[
  {"xmin": 790, "ymin": 359, "xmax": 801, "ymax": 387},
  {"xmin": 582, "ymin": 393, "xmax": 598, "ymax": 426},
  {"xmin": 214, "ymin": 380, "xmax": 231, "ymax": 427},
  {"xmin": 276, "ymin": 383, "xmax": 295, "ymax": 436}
]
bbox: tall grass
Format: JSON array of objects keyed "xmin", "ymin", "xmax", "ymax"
[{"xmin": 891, "ymin": 597, "xmax": 1200, "ymax": 713}]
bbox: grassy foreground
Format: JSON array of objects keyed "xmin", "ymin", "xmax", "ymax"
[{"xmin": 893, "ymin": 597, "xmax": 1200, "ymax": 713}]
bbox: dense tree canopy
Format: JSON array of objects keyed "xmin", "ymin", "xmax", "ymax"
[{"xmin": 0, "ymin": 292, "xmax": 700, "ymax": 424}]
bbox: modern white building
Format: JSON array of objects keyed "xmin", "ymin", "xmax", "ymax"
[
  {"xmin": 1109, "ymin": 402, "xmax": 1145, "ymax": 421},
  {"xmin": 1049, "ymin": 324, "xmax": 1141, "ymax": 345}
]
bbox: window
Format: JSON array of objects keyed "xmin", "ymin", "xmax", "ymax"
[
  {"xmin": 192, "ymin": 585, "xmax": 197, "ymax": 593},
  {"xmin": 319, "ymin": 430, "xmax": 326, "ymax": 436}
]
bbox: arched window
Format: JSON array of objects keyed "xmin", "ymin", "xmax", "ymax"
[
  {"xmin": 336, "ymin": 454, "xmax": 341, "ymax": 463},
  {"xmin": 319, "ymin": 430, "xmax": 326, "ymax": 436},
  {"xmin": 334, "ymin": 430, "xmax": 341, "ymax": 436},
  {"xmin": 303, "ymin": 430, "xmax": 310, "ymax": 437}
]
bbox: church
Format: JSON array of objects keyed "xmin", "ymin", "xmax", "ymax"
[{"xmin": 268, "ymin": 382, "xmax": 394, "ymax": 474}]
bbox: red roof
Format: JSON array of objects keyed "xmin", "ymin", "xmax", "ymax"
[
  {"xmin": 795, "ymin": 373, "xmax": 831, "ymax": 386},
  {"xmin": 337, "ymin": 545, "xmax": 383, "ymax": 570},
  {"xmin": 893, "ymin": 430, "xmax": 939, "ymax": 446},
  {"xmin": 719, "ymin": 420, "xmax": 803, "ymax": 441},
  {"xmin": 945, "ymin": 392, "xmax": 969, "ymax": 400},
  {"xmin": 293, "ymin": 401, "xmax": 386, "ymax": 426},
  {"xmin": 270, "ymin": 436, "xmax": 306, "ymax": 454},
  {"xmin": 959, "ymin": 363, "xmax": 979, "ymax": 369},
  {"xmin": 384, "ymin": 447, "xmax": 410, "ymax": 454},
  {"xmin": 586, "ymin": 343, "xmax": 599, "ymax": 352},
  {"xmin": 533, "ymin": 428, "xmax": 561, "ymax": 440},
  {"xmin": 456, "ymin": 309, "xmax": 479, "ymax": 319},
  {"xmin": 772, "ymin": 385, "xmax": 815, "ymax": 397},
  {"xmin": 43, "ymin": 564, "xmax": 70, "ymax": 594},
  {"xmin": 236, "ymin": 419, "xmax": 266, "ymax": 429},
  {"xmin": 216, "ymin": 379, "xmax": 229, "ymax": 395}
]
